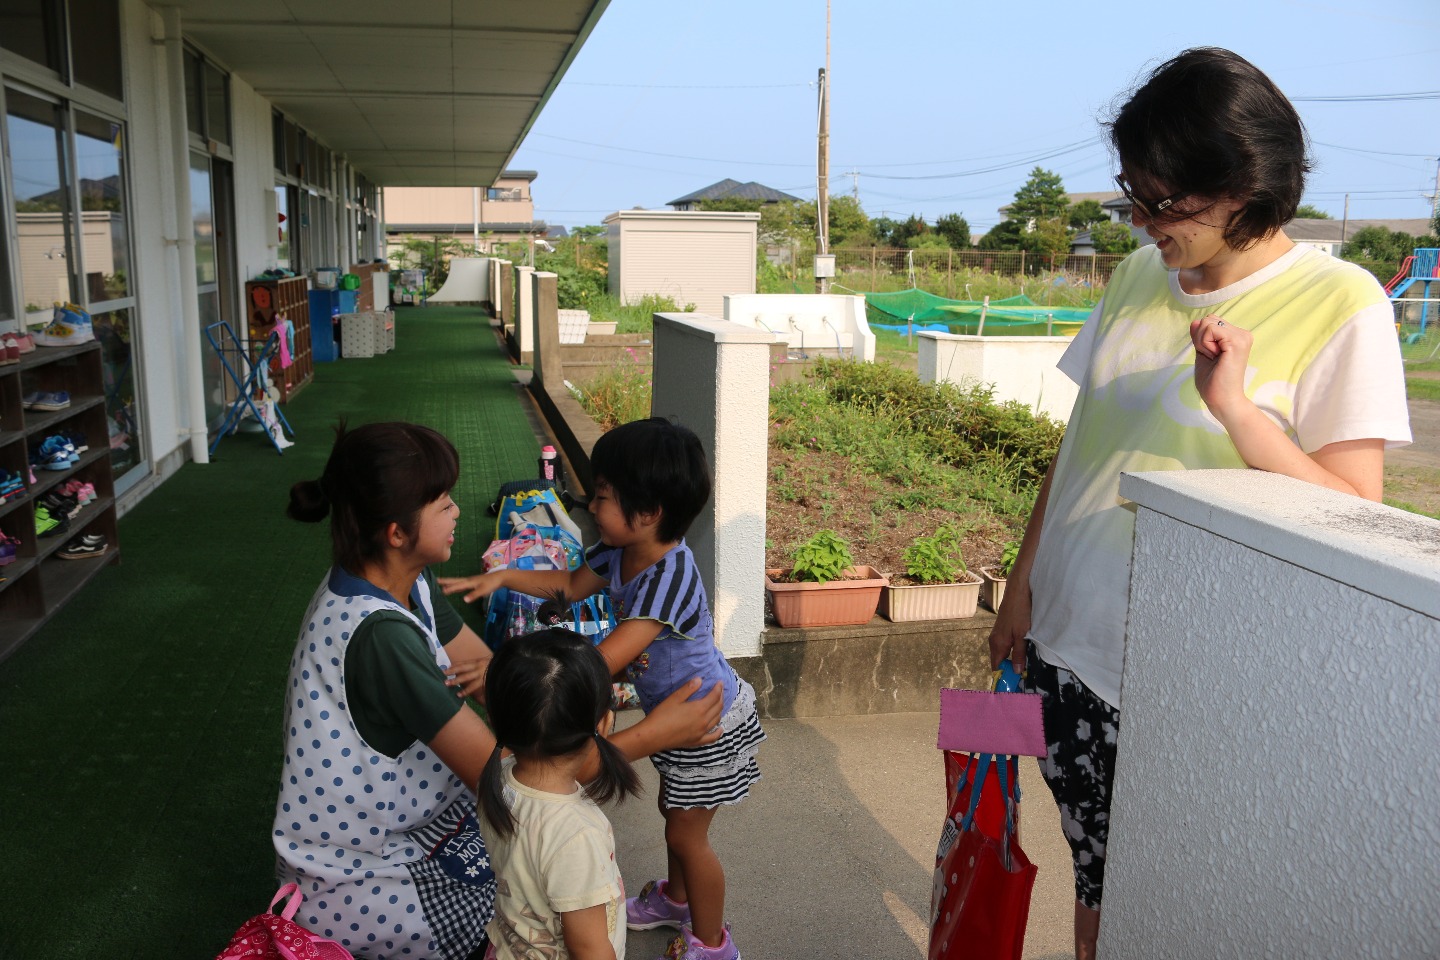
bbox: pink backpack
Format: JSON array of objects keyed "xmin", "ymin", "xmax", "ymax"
[{"xmin": 215, "ymin": 884, "xmax": 355, "ymax": 960}]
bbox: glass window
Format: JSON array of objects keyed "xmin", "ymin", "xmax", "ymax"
[
  {"xmin": 0, "ymin": 0, "xmax": 63, "ymax": 74},
  {"xmin": 204, "ymin": 62, "xmax": 228, "ymax": 146},
  {"xmin": 92, "ymin": 306, "xmax": 141, "ymax": 480},
  {"xmin": 272, "ymin": 111, "xmax": 285, "ymax": 172},
  {"xmin": 0, "ymin": 202, "xmax": 13, "ymax": 323},
  {"xmin": 190, "ymin": 153, "xmax": 214, "ymax": 286},
  {"xmin": 183, "ymin": 49, "xmax": 203, "ymax": 136},
  {"xmin": 74, "ymin": 109, "xmax": 130, "ymax": 303},
  {"xmin": 69, "ymin": 0, "xmax": 123, "ymax": 100},
  {"xmin": 6, "ymin": 87, "xmax": 73, "ymax": 317},
  {"xmin": 274, "ymin": 185, "xmax": 290, "ymax": 269}
]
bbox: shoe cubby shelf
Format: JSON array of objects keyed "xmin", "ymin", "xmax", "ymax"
[
  {"xmin": 245, "ymin": 276, "xmax": 313, "ymax": 404},
  {"xmin": 0, "ymin": 341, "xmax": 119, "ymax": 662}
]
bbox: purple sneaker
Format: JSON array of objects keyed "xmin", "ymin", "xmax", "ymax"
[
  {"xmin": 660, "ymin": 925, "xmax": 740, "ymax": 960},
  {"xmin": 627, "ymin": 879, "xmax": 691, "ymax": 931}
]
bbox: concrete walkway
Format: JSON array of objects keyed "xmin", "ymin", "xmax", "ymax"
[{"xmin": 613, "ymin": 711, "xmax": 1077, "ymax": 960}]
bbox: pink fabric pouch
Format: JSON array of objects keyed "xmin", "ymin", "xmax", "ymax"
[{"xmin": 937, "ymin": 687, "xmax": 1046, "ymax": 757}]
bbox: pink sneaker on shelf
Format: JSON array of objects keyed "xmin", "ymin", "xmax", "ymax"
[
  {"xmin": 1, "ymin": 333, "xmax": 17, "ymax": 364},
  {"xmin": 15, "ymin": 331, "xmax": 34, "ymax": 354},
  {"xmin": 660, "ymin": 925, "xmax": 740, "ymax": 960},
  {"xmin": 627, "ymin": 880, "xmax": 692, "ymax": 931}
]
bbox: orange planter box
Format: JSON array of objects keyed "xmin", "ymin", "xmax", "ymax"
[{"xmin": 764, "ymin": 565, "xmax": 886, "ymax": 628}]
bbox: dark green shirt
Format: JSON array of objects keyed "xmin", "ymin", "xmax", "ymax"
[{"xmin": 343, "ymin": 568, "xmax": 468, "ymax": 757}]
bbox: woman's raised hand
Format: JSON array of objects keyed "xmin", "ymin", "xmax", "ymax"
[
  {"xmin": 438, "ymin": 572, "xmax": 502, "ymax": 603},
  {"xmin": 1190, "ymin": 313, "xmax": 1254, "ymax": 422}
]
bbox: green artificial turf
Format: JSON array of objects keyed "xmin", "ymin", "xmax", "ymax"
[{"xmin": 0, "ymin": 307, "xmax": 542, "ymax": 958}]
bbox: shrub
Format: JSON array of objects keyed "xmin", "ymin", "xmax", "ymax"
[
  {"xmin": 903, "ymin": 524, "xmax": 968, "ymax": 584},
  {"xmin": 790, "ymin": 529, "xmax": 854, "ymax": 583},
  {"xmin": 573, "ymin": 350, "xmax": 651, "ymax": 431}
]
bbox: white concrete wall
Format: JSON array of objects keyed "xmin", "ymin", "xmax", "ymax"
[
  {"xmin": 917, "ymin": 333, "xmax": 1076, "ymax": 423},
  {"xmin": 723, "ymin": 293, "xmax": 875, "ymax": 362},
  {"xmin": 650, "ymin": 313, "xmax": 773, "ymax": 659},
  {"xmin": 229, "ymin": 73, "xmax": 281, "ymax": 284},
  {"xmin": 1101, "ymin": 469, "xmax": 1440, "ymax": 960},
  {"xmin": 513, "ymin": 264, "xmax": 535, "ymax": 359}
]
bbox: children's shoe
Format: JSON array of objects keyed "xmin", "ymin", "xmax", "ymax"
[
  {"xmin": 34, "ymin": 504, "xmax": 67, "ymax": 538},
  {"xmin": 29, "ymin": 391, "xmax": 72, "ymax": 412},
  {"xmin": 36, "ymin": 302, "xmax": 94, "ymax": 346},
  {"xmin": 21, "ymin": 390, "xmax": 41, "ymax": 409},
  {"xmin": 0, "ymin": 333, "xmax": 17, "ymax": 364},
  {"xmin": 15, "ymin": 332, "xmax": 35, "ymax": 354},
  {"xmin": 0, "ymin": 533, "xmax": 20, "ymax": 566},
  {"xmin": 659, "ymin": 925, "xmax": 740, "ymax": 960},
  {"xmin": 627, "ymin": 880, "xmax": 693, "ymax": 931},
  {"xmin": 58, "ymin": 533, "xmax": 107, "ymax": 560}
]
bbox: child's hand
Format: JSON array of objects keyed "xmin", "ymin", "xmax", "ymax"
[
  {"xmin": 438, "ymin": 572, "xmax": 501, "ymax": 603},
  {"xmin": 445, "ymin": 656, "xmax": 491, "ymax": 702}
]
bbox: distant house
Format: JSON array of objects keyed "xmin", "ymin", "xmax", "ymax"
[
  {"xmin": 668, "ymin": 179, "xmax": 803, "ymax": 211},
  {"xmin": 1285, "ymin": 218, "xmax": 1434, "ymax": 257},
  {"xmin": 383, "ymin": 171, "xmax": 546, "ymax": 253}
]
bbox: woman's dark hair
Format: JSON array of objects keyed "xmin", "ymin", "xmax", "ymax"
[
  {"xmin": 1109, "ymin": 47, "xmax": 1309, "ymax": 248},
  {"xmin": 589, "ymin": 417, "xmax": 712, "ymax": 543},
  {"xmin": 287, "ymin": 420, "xmax": 460, "ymax": 572},
  {"xmin": 478, "ymin": 628, "xmax": 640, "ymax": 837}
]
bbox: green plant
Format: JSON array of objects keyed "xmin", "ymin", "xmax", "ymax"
[
  {"xmin": 903, "ymin": 524, "xmax": 968, "ymax": 584},
  {"xmin": 790, "ymin": 529, "xmax": 854, "ymax": 583},
  {"xmin": 573, "ymin": 349, "xmax": 651, "ymax": 430},
  {"xmin": 998, "ymin": 541, "xmax": 1020, "ymax": 577}
]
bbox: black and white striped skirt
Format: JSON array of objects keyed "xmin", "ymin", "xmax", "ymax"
[{"xmin": 651, "ymin": 676, "xmax": 765, "ymax": 809}]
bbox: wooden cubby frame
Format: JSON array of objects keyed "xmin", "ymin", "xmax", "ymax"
[
  {"xmin": 0, "ymin": 341, "xmax": 121, "ymax": 660},
  {"xmin": 245, "ymin": 275, "xmax": 313, "ymax": 403}
]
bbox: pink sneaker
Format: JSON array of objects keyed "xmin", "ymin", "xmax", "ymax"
[
  {"xmin": 1, "ymin": 333, "xmax": 17, "ymax": 364},
  {"xmin": 627, "ymin": 880, "xmax": 692, "ymax": 931},
  {"xmin": 661, "ymin": 925, "xmax": 740, "ymax": 960}
]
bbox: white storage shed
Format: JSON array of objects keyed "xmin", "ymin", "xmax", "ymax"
[{"xmin": 604, "ymin": 210, "xmax": 759, "ymax": 316}]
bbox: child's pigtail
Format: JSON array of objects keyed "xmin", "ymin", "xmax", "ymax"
[
  {"xmin": 477, "ymin": 744, "xmax": 516, "ymax": 838},
  {"xmin": 583, "ymin": 731, "xmax": 642, "ymax": 807}
]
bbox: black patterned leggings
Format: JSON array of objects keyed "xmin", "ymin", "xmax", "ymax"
[{"xmin": 1022, "ymin": 639, "xmax": 1120, "ymax": 910}]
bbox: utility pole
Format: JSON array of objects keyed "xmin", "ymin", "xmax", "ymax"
[
  {"xmin": 1340, "ymin": 193, "xmax": 1349, "ymax": 256},
  {"xmin": 815, "ymin": 0, "xmax": 831, "ymax": 294},
  {"xmin": 1431, "ymin": 157, "xmax": 1440, "ymax": 229}
]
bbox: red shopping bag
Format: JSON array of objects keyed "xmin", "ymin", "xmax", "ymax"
[{"xmin": 929, "ymin": 754, "xmax": 1037, "ymax": 960}]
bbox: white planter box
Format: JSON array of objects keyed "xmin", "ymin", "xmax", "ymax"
[
  {"xmin": 980, "ymin": 566, "xmax": 1007, "ymax": 612},
  {"xmin": 588, "ymin": 321, "xmax": 617, "ymax": 336},
  {"xmin": 879, "ymin": 572, "xmax": 981, "ymax": 622}
]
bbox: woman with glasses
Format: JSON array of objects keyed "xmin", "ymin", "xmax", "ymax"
[{"xmin": 986, "ymin": 47, "xmax": 1411, "ymax": 958}]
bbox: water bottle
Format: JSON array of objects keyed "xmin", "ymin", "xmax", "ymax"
[{"xmin": 538, "ymin": 445, "xmax": 558, "ymax": 484}]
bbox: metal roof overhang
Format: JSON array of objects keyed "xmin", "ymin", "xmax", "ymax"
[{"xmin": 172, "ymin": 0, "xmax": 609, "ymax": 187}]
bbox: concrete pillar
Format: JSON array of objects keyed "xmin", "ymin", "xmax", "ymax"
[
  {"xmin": 498, "ymin": 260, "xmax": 513, "ymax": 326},
  {"xmin": 531, "ymin": 271, "xmax": 561, "ymax": 392},
  {"xmin": 651, "ymin": 312, "xmax": 773, "ymax": 659},
  {"xmin": 1100, "ymin": 469, "xmax": 1440, "ymax": 958},
  {"xmin": 514, "ymin": 264, "xmax": 535, "ymax": 363}
]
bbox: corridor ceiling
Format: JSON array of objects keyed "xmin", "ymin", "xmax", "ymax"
[{"xmin": 173, "ymin": 0, "xmax": 610, "ymax": 186}]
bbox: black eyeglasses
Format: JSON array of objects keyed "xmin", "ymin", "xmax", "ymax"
[{"xmin": 1114, "ymin": 174, "xmax": 1190, "ymax": 220}]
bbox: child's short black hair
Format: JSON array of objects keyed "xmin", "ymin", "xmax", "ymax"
[
  {"xmin": 478, "ymin": 629, "xmax": 640, "ymax": 837},
  {"xmin": 1109, "ymin": 47, "xmax": 1309, "ymax": 249},
  {"xmin": 287, "ymin": 420, "xmax": 459, "ymax": 571},
  {"xmin": 590, "ymin": 417, "xmax": 712, "ymax": 543}
]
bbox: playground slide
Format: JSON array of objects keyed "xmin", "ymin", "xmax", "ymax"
[
  {"xmin": 1385, "ymin": 256, "xmax": 1416, "ymax": 295},
  {"xmin": 428, "ymin": 257, "xmax": 492, "ymax": 303}
]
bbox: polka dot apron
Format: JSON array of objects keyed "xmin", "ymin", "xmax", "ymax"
[{"xmin": 272, "ymin": 573, "xmax": 495, "ymax": 959}]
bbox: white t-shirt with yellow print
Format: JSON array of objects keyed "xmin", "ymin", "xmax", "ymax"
[
  {"xmin": 1029, "ymin": 243, "xmax": 1412, "ymax": 708},
  {"xmin": 481, "ymin": 757, "xmax": 627, "ymax": 960}
]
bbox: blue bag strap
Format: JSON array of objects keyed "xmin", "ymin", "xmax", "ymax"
[{"xmin": 957, "ymin": 753, "xmax": 992, "ymax": 832}]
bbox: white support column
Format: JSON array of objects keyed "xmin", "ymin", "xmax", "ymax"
[
  {"xmin": 651, "ymin": 313, "xmax": 773, "ymax": 659},
  {"xmin": 514, "ymin": 264, "xmax": 535, "ymax": 362}
]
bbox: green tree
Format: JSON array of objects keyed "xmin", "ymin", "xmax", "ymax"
[
  {"xmin": 1343, "ymin": 226, "xmax": 1411, "ymax": 262},
  {"xmin": 1022, "ymin": 217, "xmax": 1073, "ymax": 257},
  {"xmin": 1068, "ymin": 199, "xmax": 1107, "ymax": 229},
  {"xmin": 890, "ymin": 213, "xmax": 930, "ymax": 248},
  {"xmin": 1089, "ymin": 221, "xmax": 1140, "ymax": 254},
  {"xmin": 906, "ymin": 232, "xmax": 949, "ymax": 250},
  {"xmin": 1294, "ymin": 204, "xmax": 1332, "ymax": 219},
  {"xmin": 977, "ymin": 219, "xmax": 1025, "ymax": 250},
  {"xmin": 1009, "ymin": 167, "xmax": 1069, "ymax": 222},
  {"xmin": 794, "ymin": 195, "xmax": 874, "ymax": 247},
  {"xmin": 935, "ymin": 213, "xmax": 971, "ymax": 248},
  {"xmin": 872, "ymin": 216, "xmax": 901, "ymax": 247}
]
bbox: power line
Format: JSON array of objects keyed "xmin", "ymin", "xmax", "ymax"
[
  {"xmin": 1292, "ymin": 90, "xmax": 1440, "ymax": 102},
  {"xmin": 564, "ymin": 81, "xmax": 808, "ymax": 89},
  {"xmin": 1313, "ymin": 140, "xmax": 1438, "ymax": 159}
]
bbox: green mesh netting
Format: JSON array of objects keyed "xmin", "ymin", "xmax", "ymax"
[{"xmin": 863, "ymin": 288, "xmax": 1092, "ymax": 334}]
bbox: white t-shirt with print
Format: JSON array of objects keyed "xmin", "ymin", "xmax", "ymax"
[
  {"xmin": 481, "ymin": 758, "xmax": 627, "ymax": 960},
  {"xmin": 1029, "ymin": 243, "xmax": 1412, "ymax": 708}
]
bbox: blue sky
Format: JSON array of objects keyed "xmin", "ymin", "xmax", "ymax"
[{"xmin": 511, "ymin": 0, "xmax": 1440, "ymax": 235}]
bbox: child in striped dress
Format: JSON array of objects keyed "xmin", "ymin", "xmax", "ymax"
[{"xmin": 442, "ymin": 417, "xmax": 763, "ymax": 960}]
